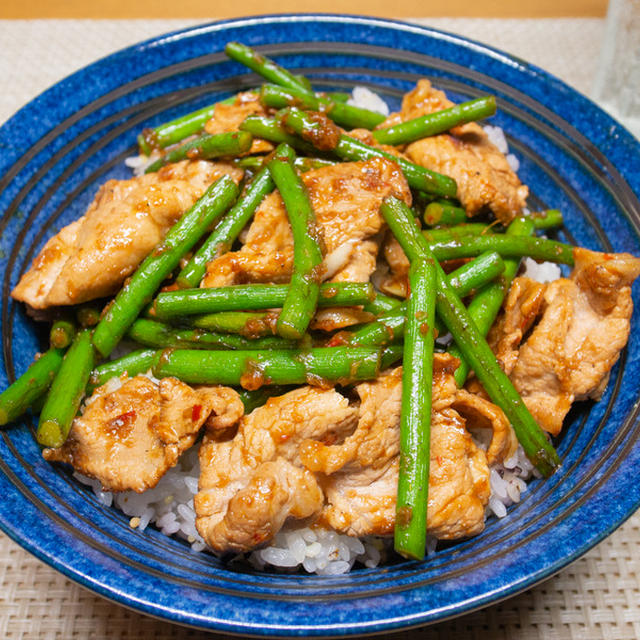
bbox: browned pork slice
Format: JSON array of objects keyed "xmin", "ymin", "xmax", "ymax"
[
  {"xmin": 204, "ymin": 91, "xmax": 273, "ymax": 155},
  {"xmin": 12, "ymin": 160, "xmax": 243, "ymax": 309},
  {"xmin": 201, "ymin": 157, "xmax": 411, "ymax": 288},
  {"xmin": 43, "ymin": 375, "xmax": 243, "ymax": 493},
  {"xmin": 379, "ymin": 230, "xmax": 473, "ymax": 297},
  {"xmin": 503, "ymin": 248, "xmax": 640, "ymax": 435},
  {"xmin": 379, "ymin": 232, "xmax": 411, "ymax": 296},
  {"xmin": 10, "ymin": 219, "xmax": 84, "ymax": 310},
  {"xmin": 310, "ymin": 239, "xmax": 380, "ymax": 331},
  {"xmin": 450, "ymin": 388, "xmax": 518, "ymax": 466},
  {"xmin": 195, "ymin": 355, "xmax": 516, "ymax": 551},
  {"xmin": 309, "ymin": 307, "xmax": 375, "ymax": 332},
  {"xmin": 423, "ymin": 409, "xmax": 492, "ymax": 539},
  {"xmin": 487, "ymin": 276, "xmax": 547, "ymax": 375},
  {"xmin": 304, "ymin": 368, "xmax": 403, "ymax": 537},
  {"xmin": 306, "ymin": 356, "xmax": 516, "ymax": 540},
  {"xmin": 195, "ymin": 387, "xmax": 358, "ymax": 553},
  {"xmin": 383, "ymin": 79, "xmax": 528, "ymax": 223}
]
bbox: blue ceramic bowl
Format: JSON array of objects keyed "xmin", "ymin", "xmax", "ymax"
[{"xmin": 1, "ymin": 15, "xmax": 639, "ymax": 636}]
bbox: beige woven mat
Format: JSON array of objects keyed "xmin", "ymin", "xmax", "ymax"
[
  {"xmin": 2, "ymin": 514, "xmax": 640, "ymax": 639},
  {"xmin": 1, "ymin": 17, "xmax": 639, "ymax": 640},
  {"xmin": 0, "ymin": 18, "xmax": 606, "ymax": 123}
]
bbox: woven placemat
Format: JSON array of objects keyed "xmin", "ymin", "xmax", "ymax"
[
  {"xmin": 2, "ymin": 513, "xmax": 639, "ymax": 639},
  {"xmin": 1, "ymin": 17, "xmax": 639, "ymax": 639},
  {"xmin": 0, "ymin": 17, "xmax": 605, "ymax": 123}
]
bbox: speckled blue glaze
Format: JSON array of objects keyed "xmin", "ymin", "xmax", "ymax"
[{"xmin": 0, "ymin": 15, "xmax": 639, "ymax": 636}]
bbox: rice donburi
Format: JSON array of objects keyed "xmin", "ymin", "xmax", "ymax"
[{"xmin": 2, "ymin": 42, "xmax": 639, "ymax": 574}]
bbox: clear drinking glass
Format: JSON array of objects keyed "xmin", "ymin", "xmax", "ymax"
[{"xmin": 593, "ymin": 0, "xmax": 640, "ymax": 138}]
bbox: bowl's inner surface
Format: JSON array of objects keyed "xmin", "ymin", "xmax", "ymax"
[{"xmin": 0, "ymin": 17, "xmax": 639, "ymax": 634}]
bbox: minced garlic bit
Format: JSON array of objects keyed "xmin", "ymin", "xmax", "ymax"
[{"xmin": 129, "ymin": 517, "xmax": 141, "ymax": 529}]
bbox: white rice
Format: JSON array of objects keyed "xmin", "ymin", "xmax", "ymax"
[
  {"xmin": 483, "ymin": 124, "xmax": 521, "ymax": 173},
  {"xmin": 249, "ymin": 528, "xmax": 390, "ymax": 575},
  {"xmin": 522, "ymin": 257, "xmax": 562, "ymax": 283},
  {"xmin": 81, "ymin": 87, "xmax": 545, "ymax": 574},
  {"xmin": 483, "ymin": 125, "xmax": 509, "ymax": 154},
  {"xmin": 75, "ymin": 446, "xmax": 207, "ymax": 553},
  {"xmin": 506, "ymin": 154, "xmax": 520, "ymax": 172},
  {"xmin": 76, "ymin": 452, "xmax": 444, "ymax": 574},
  {"xmin": 347, "ymin": 86, "xmax": 390, "ymax": 116},
  {"xmin": 124, "ymin": 152, "xmax": 162, "ymax": 177},
  {"xmin": 485, "ymin": 445, "xmax": 537, "ymax": 518},
  {"xmin": 76, "ymin": 439, "xmax": 525, "ymax": 573}
]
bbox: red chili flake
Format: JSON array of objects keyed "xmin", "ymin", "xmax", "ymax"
[
  {"xmin": 192, "ymin": 404, "xmax": 203, "ymax": 423},
  {"xmin": 326, "ymin": 332, "xmax": 349, "ymax": 347},
  {"xmin": 106, "ymin": 410, "xmax": 137, "ymax": 435},
  {"xmin": 116, "ymin": 410, "xmax": 137, "ymax": 424}
]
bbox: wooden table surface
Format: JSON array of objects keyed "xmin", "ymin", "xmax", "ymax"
[{"xmin": 0, "ymin": 0, "xmax": 608, "ymax": 19}]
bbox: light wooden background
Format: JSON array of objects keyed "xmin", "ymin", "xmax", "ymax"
[{"xmin": 1, "ymin": 0, "xmax": 607, "ymax": 18}]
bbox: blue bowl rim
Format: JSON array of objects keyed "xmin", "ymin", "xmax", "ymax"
[{"xmin": 0, "ymin": 13, "xmax": 639, "ymax": 636}]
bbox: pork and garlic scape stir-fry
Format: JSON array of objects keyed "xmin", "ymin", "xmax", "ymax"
[{"xmin": 2, "ymin": 42, "xmax": 639, "ymax": 570}]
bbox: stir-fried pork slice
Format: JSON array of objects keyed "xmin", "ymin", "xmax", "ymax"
[
  {"xmin": 504, "ymin": 248, "xmax": 640, "ymax": 435},
  {"xmin": 204, "ymin": 91, "xmax": 273, "ymax": 154},
  {"xmin": 451, "ymin": 389, "xmax": 518, "ymax": 465},
  {"xmin": 202, "ymin": 458, "xmax": 323, "ymax": 554},
  {"xmin": 10, "ymin": 219, "xmax": 84, "ymax": 310},
  {"xmin": 301, "ymin": 368, "xmax": 403, "ymax": 477},
  {"xmin": 379, "ymin": 231, "xmax": 472, "ymax": 297},
  {"xmin": 310, "ymin": 239, "xmax": 380, "ymax": 331},
  {"xmin": 317, "ymin": 458, "xmax": 399, "ymax": 537},
  {"xmin": 383, "ymin": 80, "xmax": 528, "ymax": 223},
  {"xmin": 425, "ymin": 408, "xmax": 492, "ymax": 539},
  {"xmin": 487, "ymin": 276, "xmax": 547, "ymax": 375},
  {"xmin": 43, "ymin": 375, "xmax": 243, "ymax": 493},
  {"xmin": 318, "ymin": 405, "xmax": 491, "ymax": 540},
  {"xmin": 12, "ymin": 160, "xmax": 243, "ymax": 309},
  {"xmin": 380, "ymin": 232, "xmax": 411, "ymax": 296},
  {"xmin": 309, "ymin": 356, "xmax": 511, "ymax": 540},
  {"xmin": 305, "ymin": 368, "xmax": 403, "ymax": 537},
  {"xmin": 195, "ymin": 387, "xmax": 358, "ymax": 553},
  {"xmin": 201, "ymin": 157, "xmax": 411, "ymax": 287},
  {"xmin": 310, "ymin": 307, "xmax": 375, "ymax": 332}
]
